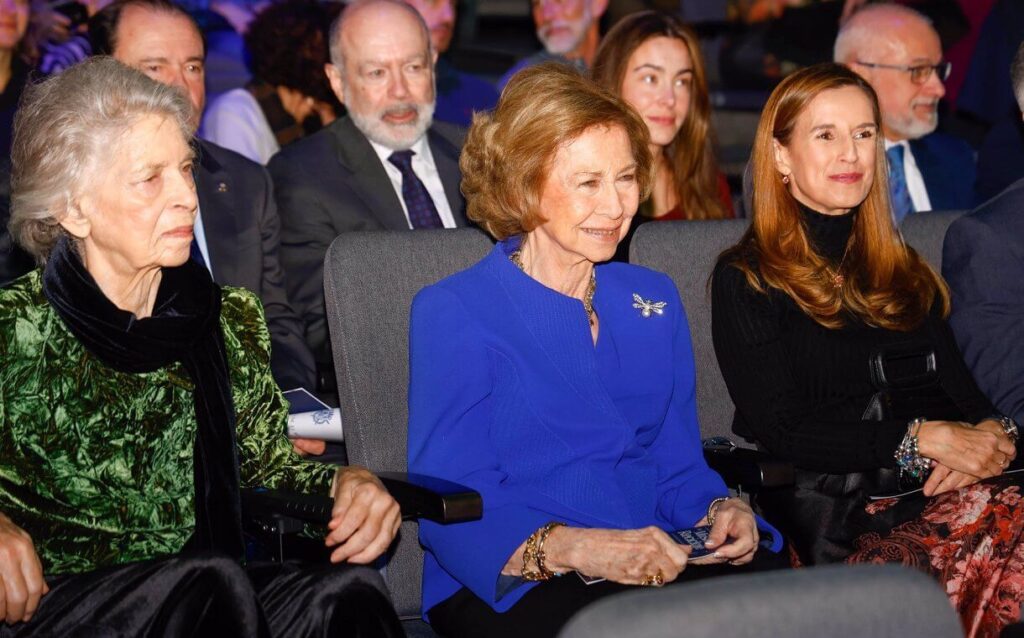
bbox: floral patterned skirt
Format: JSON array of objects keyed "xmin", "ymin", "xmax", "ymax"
[{"xmin": 846, "ymin": 475, "xmax": 1024, "ymax": 638}]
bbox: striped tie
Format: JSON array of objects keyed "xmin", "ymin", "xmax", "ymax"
[{"xmin": 886, "ymin": 145, "xmax": 915, "ymax": 225}]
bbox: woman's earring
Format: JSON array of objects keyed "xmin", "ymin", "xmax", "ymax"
[{"xmin": 782, "ymin": 174, "xmax": 790, "ymax": 184}]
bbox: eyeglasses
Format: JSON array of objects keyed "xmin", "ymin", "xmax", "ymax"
[{"xmin": 854, "ymin": 60, "xmax": 952, "ymax": 85}]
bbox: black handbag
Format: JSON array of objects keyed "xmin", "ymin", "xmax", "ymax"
[{"xmin": 862, "ymin": 342, "xmax": 966, "ymax": 423}]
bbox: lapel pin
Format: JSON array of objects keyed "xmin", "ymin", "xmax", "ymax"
[
  {"xmin": 632, "ymin": 293, "xmax": 667, "ymax": 318},
  {"xmin": 217, "ymin": 182, "xmax": 228, "ymax": 193}
]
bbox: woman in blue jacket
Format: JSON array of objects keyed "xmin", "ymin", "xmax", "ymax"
[{"xmin": 407, "ymin": 62, "xmax": 784, "ymax": 638}]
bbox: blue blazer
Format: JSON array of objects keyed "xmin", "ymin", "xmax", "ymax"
[
  {"xmin": 909, "ymin": 132, "xmax": 977, "ymax": 211},
  {"xmin": 408, "ymin": 238, "xmax": 782, "ymax": 615},
  {"xmin": 944, "ymin": 177, "xmax": 1024, "ymax": 425}
]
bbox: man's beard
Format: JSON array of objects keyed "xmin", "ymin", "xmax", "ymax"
[
  {"xmin": 348, "ymin": 100, "xmax": 436, "ymax": 150},
  {"xmin": 538, "ymin": 7, "xmax": 590, "ymax": 56},
  {"xmin": 885, "ymin": 99, "xmax": 939, "ymax": 140}
]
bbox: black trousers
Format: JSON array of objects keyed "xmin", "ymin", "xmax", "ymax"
[
  {"xmin": 428, "ymin": 548, "xmax": 791, "ymax": 638},
  {"xmin": 1, "ymin": 552, "xmax": 403, "ymax": 637}
]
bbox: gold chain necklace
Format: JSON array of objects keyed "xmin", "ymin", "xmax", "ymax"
[
  {"xmin": 510, "ymin": 249, "xmax": 597, "ymax": 326},
  {"xmin": 825, "ymin": 240, "xmax": 853, "ymax": 289}
]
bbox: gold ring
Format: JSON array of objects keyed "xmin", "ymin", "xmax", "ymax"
[{"xmin": 640, "ymin": 570, "xmax": 664, "ymax": 587}]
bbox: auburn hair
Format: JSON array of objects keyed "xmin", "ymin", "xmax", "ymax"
[
  {"xmin": 721, "ymin": 63, "xmax": 948, "ymax": 331},
  {"xmin": 592, "ymin": 11, "xmax": 728, "ymax": 220},
  {"xmin": 461, "ymin": 62, "xmax": 653, "ymax": 240}
]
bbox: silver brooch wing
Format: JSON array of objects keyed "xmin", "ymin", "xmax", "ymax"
[{"xmin": 632, "ymin": 293, "xmax": 668, "ymax": 318}]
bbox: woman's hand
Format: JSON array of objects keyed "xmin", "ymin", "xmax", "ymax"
[
  {"xmin": 324, "ymin": 466, "xmax": 401, "ymax": 564},
  {"xmin": 0, "ymin": 512, "xmax": 48, "ymax": 625},
  {"xmin": 700, "ymin": 498, "xmax": 759, "ymax": 565},
  {"xmin": 917, "ymin": 420, "xmax": 1016, "ymax": 479},
  {"xmin": 974, "ymin": 419, "xmax": 1018, "ymax": 461},
  {"xmin": 535, "ymin": 526, "xmax": 691, "ymax": 586},
  {"xmin": 923, "ymin": 462, "xmax": 980, "ymax": 497}
]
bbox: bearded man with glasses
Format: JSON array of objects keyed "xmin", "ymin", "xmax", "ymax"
[{"xmin": 835, "ymin": 3, "xmax": 976, "ymax": 222}]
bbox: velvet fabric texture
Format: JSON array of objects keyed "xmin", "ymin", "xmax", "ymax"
[
  {"xmin": 40, "ymin": 236, "xmax": 246, "ymax": 560},
  {"xmin": 0, "ymin": 266, "xmax": 333, "ymax": 574},
  {"xmin": 0, "ymin": 552, "xmax": 405, "ymax": 637}
]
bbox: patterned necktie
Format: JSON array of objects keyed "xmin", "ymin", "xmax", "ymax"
[
  {"xmin": 388, "ymin": 150, "xmax": 444, "ymax": 229},
  {"xmin": 886, "ymin": 144, "xmax": 915, "ymax": 225}
]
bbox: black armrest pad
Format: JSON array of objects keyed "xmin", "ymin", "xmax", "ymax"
[
  {"xmin": 703, "ymin": 446, "xmax": 794, "ymax": 491},
  {"xmin": 377, "ymin": 472, "xmax": 482, "ymax": 524},
  {"xmin": 242, "ymin": 488, "xmax": 333, "ymax": 524},
  {"xmin": 241, "ymin": 473, "xmax": 482, "ymax": 528}
]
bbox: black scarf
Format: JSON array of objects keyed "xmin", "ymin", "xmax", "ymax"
[{"xmin": 42, "ymin": 236, "xmax": 245, "ymax": 560}]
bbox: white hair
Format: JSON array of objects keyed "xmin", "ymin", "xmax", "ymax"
[
  {"xmin": 834, "ymin": 3, "xmax": 932, "ymax": 64},
  {"xmin": 9, "ymin": 56, "xmax": 193, "ymax": 263}
]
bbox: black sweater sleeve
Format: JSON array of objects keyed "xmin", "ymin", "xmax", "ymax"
[{"xmin": 711, "ymin": 262, "xmax": 907, "ymax": 473}]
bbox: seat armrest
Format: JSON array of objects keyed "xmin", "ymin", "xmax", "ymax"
[
  {"xmin": 241, "ymin": 472, "xmax": 482, "ymax": 527},
  {"xmin": 702, "ymin": 441, "xmax": 794, "ymax": 492},
  {"xmin": 377, "ymin": 472, "xmax": 482, "ymax": 523}
]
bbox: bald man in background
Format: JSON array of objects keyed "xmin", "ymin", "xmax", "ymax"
[
  {"xmin": 269, "ymin": 0, "xmax": 468, "ymax": 384},
  {"xmin": 836, "ymin": 3, "xmax": 976, "ymax": 222}
]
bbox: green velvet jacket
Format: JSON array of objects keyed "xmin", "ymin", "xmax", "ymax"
[{"xmin": 0, "ymin": 271, "xmax": 334, "ymax": 575}]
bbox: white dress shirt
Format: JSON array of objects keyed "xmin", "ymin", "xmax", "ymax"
[
  {"xmin": 368, "ymin": 136, "xmax": 457, "ymax": 229},
  {"xmin": 200, "ymin": 88, "xmax": 280, "ymax": 165},
  {"xmin": 885, "ymin": 138, "xmax": 932, "ymax": 213},
  {"xmin": 193, "ymin": 206, "xmax": 214, "ymax": 278}
]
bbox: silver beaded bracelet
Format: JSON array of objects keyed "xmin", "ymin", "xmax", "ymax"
[{"xmin": 895, "ymin": 417, "xmax": 932, "ymax": 481}]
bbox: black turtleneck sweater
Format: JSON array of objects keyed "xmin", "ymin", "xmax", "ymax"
[{"xmin": 710, "ymin": 205, "xmax": 993, "ymax": 474}]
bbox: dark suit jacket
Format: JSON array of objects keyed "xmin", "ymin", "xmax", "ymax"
[
  {"xmin": 909, "ymin": 132, "xmax": 977, "ymax": 211},
  {"xmin": 267, "ymin": 115, "xmax": 468, "ymax": 364},
  {"xmin": 943, "ymin": 177, "xmax": 1024, "ymax": 424},
  {"xmin": 193, "ymin": 139, "xmax": 315, "ymax": 391}
]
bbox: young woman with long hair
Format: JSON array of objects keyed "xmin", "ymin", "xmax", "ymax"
[{"xmin": 592, "ymin": 11, "xmax": 732, "ymax": 260}]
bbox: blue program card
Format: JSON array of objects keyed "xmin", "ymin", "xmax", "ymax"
[
  {"xmin": 669, "ymin": 525, "xmax": 714, "ymax": 559},
  {"xmin": 282, "ymin": 388, "xmax": 330, "ymax": 415}
]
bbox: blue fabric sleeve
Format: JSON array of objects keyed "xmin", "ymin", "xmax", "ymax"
[
  {"xmin": 408, "ymin": 285, "xmax": 558, "ymax": 610},
  {"xmin": 652, "ymin": 277, "xmax": 782, "ymax": 551}
]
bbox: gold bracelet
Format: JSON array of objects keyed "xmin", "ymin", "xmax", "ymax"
[
  {"xmin": 521, "ymin": 522, "xmax": 565, "ymax": 581},
  {"xmin": 706, "ymin": 497, "xmax": 729, "ymax": 527}
]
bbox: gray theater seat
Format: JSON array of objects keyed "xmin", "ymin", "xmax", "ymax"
[
  {"xmin": 630, "ymin": 220, "xmax": 749, "ymax": 442},
  {"xmin": 900, "ymin": 210, "xmax": 966, "ymax": 272},
  {"xmin": 323, "ymin": 228, "xmax": 493, "ymax": 635},
  {"xmin": 559, "ymin": 564, "xmax": 962, "ymax": 638}
]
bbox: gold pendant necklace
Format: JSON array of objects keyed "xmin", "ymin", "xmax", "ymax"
[
  {"xmin": 825, "ymin": 241, "xmax": 853, "ymax": 289},
  {"xmin": 510, "ymin": 250, "xmax": 597, "ymax": 325}
]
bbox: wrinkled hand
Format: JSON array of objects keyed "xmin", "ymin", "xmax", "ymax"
[
  {"xmin": 699, "ymin": 498, "xmax": 759, "ymax": 565},
  {"xmin": 291, "ymin": 437, "xmax": 326, "ymax": 456},
  {"xmin": 0, "ymin": 512, "xmax": 47, "ymax": 625},
  {"xmin": 542, "ymin": 526, "xmax": 691, "ymax": 586},
  {"xmin": 917, "ymin": 420, "xmax": 1016, "ymax": 479},
  {"xmin": 325, "ymin": 467, "xmax": 401, "ymax": 564},
  {"xmin": 975, "ymin": 419, "xmax": 1018, "ymax": 463},
  {"xmin": 923, "ymin": 462, "xmax": 980, "ymax": 497}
]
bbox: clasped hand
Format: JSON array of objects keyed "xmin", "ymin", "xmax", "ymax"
[
  {"xmin": 517, "ymin": 498, "xmax": 759, "ymax": 586},
  {"xmin": 325, "ymin": 466, "xmax": 401, "ymax": 564},
  {"xmin": 919, "ymin": 419, "xmax": 1017, "ymax": 497}
]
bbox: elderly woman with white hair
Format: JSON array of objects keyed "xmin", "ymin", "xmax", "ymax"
[{"xmin": 0, "ymin": 57, "xmax": 402, "ymax": 636}]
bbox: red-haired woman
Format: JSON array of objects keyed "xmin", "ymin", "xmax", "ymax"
[
  {"xmin": 712, "ymin": 62, "xmax": 1024, "ymax": 637},
  {"xmin": 592, "ymin": 11, "xmax": 732, "ymax": 260}
]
